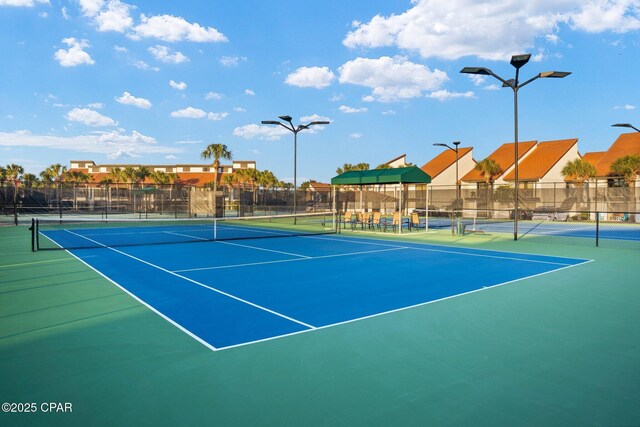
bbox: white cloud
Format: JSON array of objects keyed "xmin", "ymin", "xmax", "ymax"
[
  {"xmin": 78, "ymin": 0, "xmax": 104, "ymax": 17},
  {"xmin": 233, "ymin": 124, "xmax": 289, "ymax": 140},
  {"xmin": 66, "ymin": 108, "xmax": 116, "ymax": 126},
  {"xmin": 61, "ymin": 6, "xmax": 69, "ymax": 19},
  {"xmin": 205, "ymin": 91, "xmax": 223, "ymax": 100},
  {"xmin": 571, "ymin": 1, "xmax": 640, "ymax": 33},
  {"xmin": 233, "ymin": 107, "xmax": 246, "ymax": 112},
  {"xmin": 94, "ymin": 0, "xmax": 133, "ymax": 32},
  {"xmin": 0, "ymin": 0, "xmax": 49, "ymax": 6},
  {"xmin": 207, "ymin": 112, "xmax": 228, "ymax": 121},
  {"xmin": 219, "ymin": 56, "xmax": 247, "ymax": 67},
  {"xmin": 484, "ymin": 84, "xmax": 502, "ymax": 91},
  {"xmin": 244, "ymin": 89, "xmax": 255, "ymax": 96},
  {"xmin": 170, "ymin": 107, "xmax": 206, "ymax": 119},
  {"xmin": 343, "ymin": 0, "xmax": 640, "ymax": 61},
  {"xmin": 169, "ymin": 80, "xmax": 187, "ymax": 90},
  {"xmin": 300, "ymin": 114, "xmax": 331, "ymax": 123},
  {"xmin": 285, "ymin": 66, "xmax": 335, "ymax": 89},
  {"xmin": 467, "ymin": 75, "xmax": 486, "ymax": 86},
  {"xmin": 426, "ymin": 90, "xmax": 475, "ymax": 101},
  {"xmin": 132, "ymin": 60, "xmax": 159, "ymax": 71},
  {"xmin": 165, "ymin": 154, "xmax": 177, "ymax": 159},
  {"xmin": 614, "ymin": 104, "xmax": 636, "ymax": 110},
  {"xmin": 114, "ymin": 45, "xmax": 128, "ymax": 52},
  {"xmin": 170, "ymin": 107, "xmax": 227, "ymax": 120},
  {"xmin": 338, "ymin": 56, "xmax": 448, "ymax": 102},
  {"xmin": 382, "ymin": 109, "xmax": 396, "ymax": 115},
  {"xmin": 339, "ymin": 105, "xmax": 368, "ymax": 114},
  {"xmin": 132, "ymin": 14, "xmax": 227, "ymax": 42},
  {"xmin": 87, "ymin": 102, "xmax": 103, "ymax": 109},
  {"xmin": 0, "ymin": 129, "xmax": 179, "ymax": 158},
  {"xmin": 350, "ymin": 133, "xmax": 363, "ymax": 139},
  {"xmin": 116, "ymin": 91, "xmax": 152, "ymax": 109},
  {"xmin": 175, "ymin": 139, "xmax": 202, "ymax": 144},
  {"xmin": 54, "ymin": 38, "xmax": 94, "ymax": 67},
  {"xmin": 329, "ymin": 93, "xmax": 344, "ymax": 102},
  {"xmin": 148, "ymin": 45, "xmax": 188, "ymax": 64}
]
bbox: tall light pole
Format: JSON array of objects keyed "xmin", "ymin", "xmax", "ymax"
[
  {"xmin": 461, "ymin": 54, "xmax": 570, "ymax": 241},
  {"xmin": 261, "ymin": 116, "xmax": 330, "ymax": 221},
  {"xmin": 434, "ymin": 141, "xmax": 461, "ymax": 208},
  {"xmin": 612, "ymin": 123, "xmax": 640, "ymax": 132}
]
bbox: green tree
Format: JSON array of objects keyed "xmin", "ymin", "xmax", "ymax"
[
  {"xmin": 200, "ymin": 144, "xmax": 232, "ymax": 194},
  {"xmin": 5, "ymin": 164, "xmax": 25, "ymax": 220},
  {"xmin": 336, "ymin": 162, "xmax": 369, "ymax": 174},
  {"xmin": 561, "ymin": 158, "xmax": 596, "ymax": 209},
  {"xmin": 201, "ymin": 144, "xmax": 233, "ymax": 215},
  {"xmin": 22, "ymin": 173, "xmax": 38, "ymax": 188},
  {"xmin": 65, "ymin": 170, "xmax": 92, "ymax": 210},
  {"xmin": 42, "ymin": 164, "xmax": 67, "ymax": 209},
  {"xmin": 610, "ymin": 154, "xmax": 640, "ymax": 220},
  {"xmin": 474, "ymin": 158, "xmax": 503, "ymax": 214}
]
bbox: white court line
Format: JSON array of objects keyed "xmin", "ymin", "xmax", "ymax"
[
  {"xmin": 49, "ymin": 228, "xmax": 595, "ymax": 353},
  {"xmin": 173, "ymin": 247, "xmax": 408, "ymax": 273},
  {"xmin": 39, "ymin": 231, "xmax": 219, "ymax": 351},
  {"xmin": 217, "ymin": 240, "xmax": 310, "ymax": 259},
  {"xmin": 62, "ymin": 229, "xmax": 316, "ymax": 332},
  {"xmin": 303, "ymin": 234, "xmax": 579, "ymax": 266},
  {"xmin": 216, "ymin": 258, "xmax": 594, "ymax": 351}
]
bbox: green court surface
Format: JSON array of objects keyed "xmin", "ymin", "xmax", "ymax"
[{"xmin": 1, "ymin": 224, "xmax": 639, "ymax": 426}]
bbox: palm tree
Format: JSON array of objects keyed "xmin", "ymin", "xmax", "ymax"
[
  {"xmin": 561, "ymin": 158, "xmax": 596, "ymax": 209},
  {"xmin": 0, "ymin": 166, "xmax": 7, "ymax": 209},
  {"xmin": 201, "ymin": 143, "xmax": 232, "ymax": 194},
  {"xmin": 65, "ymin": 170, "xmax": 92, "ymax": 210},
  {"xmin": 100, "ymin": 177, "xmax": 114, "ymax": 212},
  {"xmin": 474, "ymin": 158, "xmax": 503, "ymax": 215},
  {"xmin": 258, "ymin": 169, "xmax": 278, "ymax": 206},
  {"xmin": 149, "ymin": 171, "xmax": 170, "ymax": 213},
  {"xmin": 336, "ymin": 162, "xmax": 369, "ymax": 175},
  {"xmin": 43, "ymin": 163, "xmax": 67, "ymax": 210},
  {"xmin": 22, "ymin": 173, "xmax": 38, "ymax": 188},
  {"xmin": 610, "ymin": 154, "xmax": 640, "ymax": 221},
  {"xmin": 201, "ymin": 144, "xmax": 232, "ymax": 216},
  {"xmin": 5, "ymin": 164, "xmax": 24, "ymax": 221}
]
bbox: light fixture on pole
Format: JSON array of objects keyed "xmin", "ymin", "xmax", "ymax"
[
  {"xmin": 261, "ymin": 116, "xmax": 330, "ymax": 222},
  {"xmin": 433, "ymin": 141, "xmax": 461, "ymax": 208},
  {"xmin": 461, "ymin": 54, "xmax": 570, "ymax": 241},
  {"xmin": 612, "ymin": 123, "xmax": 640, "ymax": 133}
]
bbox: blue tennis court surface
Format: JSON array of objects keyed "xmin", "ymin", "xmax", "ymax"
[{"xmin": 53, "ymin": 233, "xmax": 590, "ymax": 350}]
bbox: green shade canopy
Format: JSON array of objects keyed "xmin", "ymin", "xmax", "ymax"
[{"xmin": 331, "ymin": 166, "xmax": 431, "ymax": 185}]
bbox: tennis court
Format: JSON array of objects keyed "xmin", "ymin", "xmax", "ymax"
[
  {"xmin": 33, "ymin": 214, "xmax": 590, "ymax": 350},
  {"xmin": 2, "ymin": 215, "xmax": 639, "ymax": 426}
]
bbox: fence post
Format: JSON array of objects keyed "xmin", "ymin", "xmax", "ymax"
[{"xmin": 595, "ymin": 211, "xmax": 599, "ymax": 247}]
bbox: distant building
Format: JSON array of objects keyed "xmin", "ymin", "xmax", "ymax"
[
  {"xmin": 420, "ymin": 146, "xmax": 474, "ymax": 187},
  {"xmin": 381, "ymin": 154, "xmax": 408, "ymax": 168},
  {"xmin": 68, "ymin": 159, "xmax": 257, "ymax": 187}
]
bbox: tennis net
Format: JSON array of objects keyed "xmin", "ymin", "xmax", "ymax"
[{"xmin": 33, "ymin": 212, "xmax": 336, "ymax": 250}]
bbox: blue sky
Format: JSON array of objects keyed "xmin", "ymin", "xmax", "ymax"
[{"xmin": 1, "ymin": 0, "xmax": 639, "ymax": 183}]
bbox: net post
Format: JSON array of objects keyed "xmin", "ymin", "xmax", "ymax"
[
  {"xmin": 30, "ymin": 218, "xmax": 35, "ymax": 252},
  {"xmin": 36, "ymin": 219, "xmax": 40, "ymax": 251}
]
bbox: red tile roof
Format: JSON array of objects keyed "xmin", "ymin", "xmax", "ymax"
[
  {"xmin": 593, "ymin": 132, "xmax": 640, "ymax": 177},
  {"xmin": 420, "ymin": 147, "xmax": 473, "ymax": 181},
  {"xmin": 461, "ymin": 141, "xmax": 536, "ymax": 182},
  {"xmin": 503, "ymin": 138, "xmax": 577, "ymax": 181},
  {"xmin": 581, "ymin": 151, "xmax": 606, "ymax": 167}
]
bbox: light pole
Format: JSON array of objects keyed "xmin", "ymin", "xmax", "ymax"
[
  {"xmin": 612, "ymin": 123, "xmax": 640, "ymax": 132},
  {"xmin": 434, "ymin": 141, "xmax": 461, "ymax": 208},
  {"xmin": 461, "ymin": 54, "xmax": 570, "ymax": 241},
  {"xmin": 261, "ymin": 116, "xmax": 330, "ymax": 221}
]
